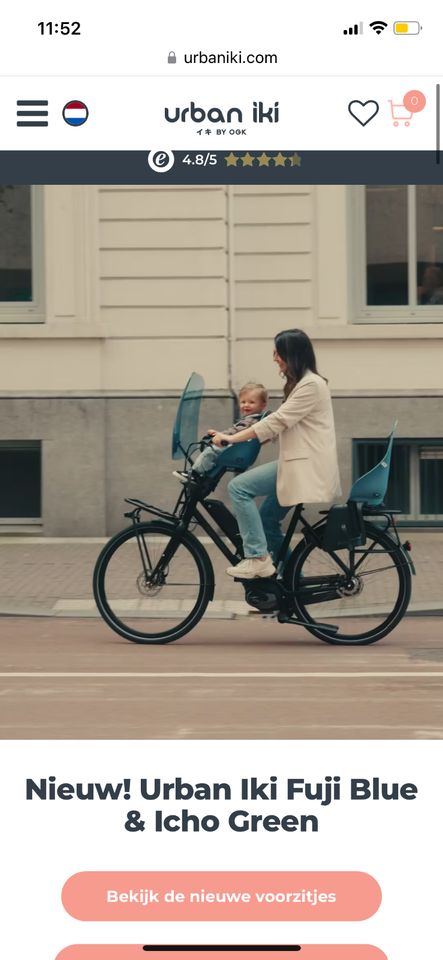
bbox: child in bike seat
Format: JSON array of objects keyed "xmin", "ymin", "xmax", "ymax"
[{"xmin": 173, "ymin": 382, "xmax": 269, "ymax": 482}]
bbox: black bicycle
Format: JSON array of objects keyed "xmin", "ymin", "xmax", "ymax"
[{"xmin": 93, "ymin": 374, "xmax": 414, "ymax": 646}]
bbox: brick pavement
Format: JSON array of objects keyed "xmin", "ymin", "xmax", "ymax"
[{"xmin": 0, "ymin": 531, "xmax": 441, "ymax": 617}]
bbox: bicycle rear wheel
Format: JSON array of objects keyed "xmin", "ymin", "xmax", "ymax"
[
  {"xmin": 285, "ymin": 522, "xmax": 412, "ymax": 645},
  {"xmin": 93, "ymin": 521, "xmax": 214, "ymax": 643}
]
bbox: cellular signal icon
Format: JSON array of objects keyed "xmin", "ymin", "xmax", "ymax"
[{"xmin": 343, "ymin": 22, "xmax": 363, "ymax": 35}]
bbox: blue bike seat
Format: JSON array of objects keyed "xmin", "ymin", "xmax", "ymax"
[
  {"xmin": 348, "ymin": 421, "xmax": 397, "ymax": 506},
  {"xmin": 172, "ymin": 375, "xmax": 267, "ymax": 475},
  {"xmin": 208, "ymin": 411, "xmax": 270, "ymax": 476},
  {"xmin": 209, "ymin": 437, "xmax": 262, "ymax": 474}
]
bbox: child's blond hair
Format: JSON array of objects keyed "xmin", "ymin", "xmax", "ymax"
[{"xmin": 238, "ymin": 382, "xmax": 268, "ymax": 405}]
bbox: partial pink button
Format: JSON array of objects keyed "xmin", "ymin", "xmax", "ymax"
[
  {"xmin": 56, "ymin": 947, "xmax": 387, "ymax": 960},
  {"xmin": 62, "ymin": 872, "xmax": 381, "ymax": 922}
]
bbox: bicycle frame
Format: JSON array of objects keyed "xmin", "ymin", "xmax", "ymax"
[
  {"xmin": 123, "ymin": 426, "xmax": 415, "ymax": 616},
  {"xmin": 93, "ymin": 400, "xmax": 415, "ymax": 644},
  {"xmin": 124, "ymin": 480, "xmax": 413, "ymax": 590}
]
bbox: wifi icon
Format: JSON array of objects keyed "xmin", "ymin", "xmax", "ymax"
[{"xmin": 370, "ymin": 20, "xmax": 388, "ymax": 34}]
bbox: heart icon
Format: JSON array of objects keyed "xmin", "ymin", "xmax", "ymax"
[{"xmin": 348, "ymin": 99, "xmax": 379, "ymax": 126}]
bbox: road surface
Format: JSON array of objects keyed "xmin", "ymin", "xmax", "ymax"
[{"xmin": 0, "ymin": 615, "xmax": 442, "ymax": 739}]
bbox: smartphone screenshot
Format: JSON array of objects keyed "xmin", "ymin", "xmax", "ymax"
[{"xmin": 0, "ymin": 2, "xmax": 441, "ymax": 958}]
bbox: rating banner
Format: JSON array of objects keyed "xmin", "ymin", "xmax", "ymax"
[{"xmin": 0, "ymin": 150, "xmax": 440, "ymax": 183}]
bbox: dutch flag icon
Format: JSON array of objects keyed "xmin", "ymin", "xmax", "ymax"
[{"xmin": 62, "ymin": 100, "xmax": 89, "ymax": 126}]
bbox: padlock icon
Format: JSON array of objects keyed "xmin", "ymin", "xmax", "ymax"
[{"xmin": 168, "ymin": 51, "xmax": 177, "ymax": 64}]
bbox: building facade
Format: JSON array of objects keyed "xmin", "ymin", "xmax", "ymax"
[{"xmin": 0, "ymin": 183, "xmax": 442, "ymax": 534}]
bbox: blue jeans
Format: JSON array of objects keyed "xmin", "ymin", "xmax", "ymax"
[
  {"xmin": 192, "ymin": 444, "xmax": 220, "ymax": 475},
  {"xmin": 228, "ymin": 461, "xmax": 290, "ymax": 561}
]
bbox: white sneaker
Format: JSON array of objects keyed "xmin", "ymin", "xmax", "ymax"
[
  {"xmin": 172, "ymin": 470, "xmax": 189, "ymax": 483},
  {"xmin": 226, "ymin": 556, "xmax": 276, "ymax": 579}
]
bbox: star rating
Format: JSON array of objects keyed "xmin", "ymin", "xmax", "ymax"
[{"xmin": 223, "ymin": 152, "xmax": 302, "ymax": 168}]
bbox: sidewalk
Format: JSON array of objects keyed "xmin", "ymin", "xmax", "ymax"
[{"xmin": 0, "ymin": 531, "xmax": 441, "ymax": 618}]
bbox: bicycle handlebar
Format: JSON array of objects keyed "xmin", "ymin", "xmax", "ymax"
[{"xmin": 199, "ymin": 433, "xmax": 229, "ymax": 450}]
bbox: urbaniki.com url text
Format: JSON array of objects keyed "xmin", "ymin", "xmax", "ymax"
[{"xmin": 183, "ymin": 50, "xmax": 278, "ymax": 65}]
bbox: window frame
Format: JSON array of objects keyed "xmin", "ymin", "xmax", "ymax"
[
  {"xmin": 352, "ymin": 437, "xmax": 443, "ymax": 526},
  {"xmin": 352, "ymin": 184, "xmax": 443, "ymax": 324},
  {"xmin": 0, "ymin": 186, "xmax": 45, "ymax": 323}
]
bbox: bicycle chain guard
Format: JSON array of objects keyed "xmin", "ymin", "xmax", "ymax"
[{"xmin": 244, "ymin": 578, "xmax": 287, "ymax": 612}]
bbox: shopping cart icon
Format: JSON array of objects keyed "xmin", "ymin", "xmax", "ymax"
[
  {"xmin": 388, "ymin": 90, "xmax": 426, "ymax": 127},
  {"xmin": 388, "ymin": 100, "xmax": 413, "ymax": 126}
]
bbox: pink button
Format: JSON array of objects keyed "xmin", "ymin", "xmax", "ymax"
[
  {"xmin": 56, "ymin": 947, "xmax": 387, "ymax": 960},
  {"xmin": 62, "ymin": 872, "xmax": 381, "ymax": 922}
]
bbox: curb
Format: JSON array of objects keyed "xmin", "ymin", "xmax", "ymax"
[{"xmin": 0, "ymin": 603, "xmax": 442, "ymax": 619}]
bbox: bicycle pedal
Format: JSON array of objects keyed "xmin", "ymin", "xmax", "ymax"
[{"xmin": 234, "ymin": 575, "xmax": 277, "ymax": 583}]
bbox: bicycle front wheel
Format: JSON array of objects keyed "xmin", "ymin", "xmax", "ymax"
[
  {"xmin": 286, "ymin": 522, "xmax": 412, "ymax": 645},
  {"xmin": 93, "ymin": 521, "xmax": 214, "ymax": 644}
]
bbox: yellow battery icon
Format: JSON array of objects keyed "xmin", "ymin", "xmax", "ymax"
[{"xmin": 393, "ymin": 21, "xmax": 422, "ymax": 34}]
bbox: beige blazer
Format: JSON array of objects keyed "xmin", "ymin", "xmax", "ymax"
[{"xmin": 253, "ymin": 371, "xmax": 341, "ymax": 506}]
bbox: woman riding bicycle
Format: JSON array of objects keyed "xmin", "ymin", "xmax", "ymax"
[
  {"xmin": 95, "ymin": 334, "xmax": 412, "ymax": 644},
  {"xmin": 210, "ymin": 329, "xmax": 342, "ymax": 579}
]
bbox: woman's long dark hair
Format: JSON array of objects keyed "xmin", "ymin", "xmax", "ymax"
[{"xmin": 274, "ymin": 329, "xmax": 324, "ymax": 399}]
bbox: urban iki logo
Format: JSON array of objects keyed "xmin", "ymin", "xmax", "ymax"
[{"xmin": 164, "ymin": 101, "xmax": 280, "ymax": 124}]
